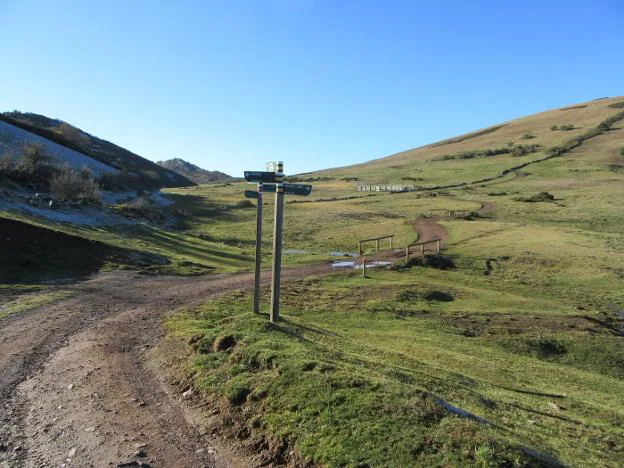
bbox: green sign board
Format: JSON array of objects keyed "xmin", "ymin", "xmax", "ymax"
[
  {"xmin": 244, "ymin": 190, "xmax": 260, "ymax": 199},
  {"xmin": 244, "ymin": 171, "xmax": 276, "ymax": 183}
]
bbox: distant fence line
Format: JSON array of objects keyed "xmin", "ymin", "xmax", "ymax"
[
  {"xmin": 356, "ymin": 184, "xmax": 418, "ymax": 193},
  {"xmin": 428, "ymin": 208, "xmax": 471, "ymax": 218}
]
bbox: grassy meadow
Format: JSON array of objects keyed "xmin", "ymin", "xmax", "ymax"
[{"xmin": 163, "ymin": 97, "xmax": 624, "ymax": 466}]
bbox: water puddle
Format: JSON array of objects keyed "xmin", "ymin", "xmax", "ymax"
[
  {"xmin": 329, "ymin": 251, "xmax": 357, "ymax": 257},
  {"xmin": 284, "ymin": 249, "xmax": 307, "ymax": 254},
  {"xmin": 331, "ymin": 261, "xmax": 392, "ymax": 269}
]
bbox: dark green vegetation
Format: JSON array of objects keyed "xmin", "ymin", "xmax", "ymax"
[
  {"xmin": 434, "ymin": 144, "xmax": 540, "ymax": 161},
  {"xmin": 1, "ymin": 111, "xmax": 193, "ymax": 188},
  {"xmin": 157, "ymin": 158, "xmax": 234, "ymax": 184},
  {"xmin": 0, "ymin": 217, "xmax": 168, "ymax": 282}
]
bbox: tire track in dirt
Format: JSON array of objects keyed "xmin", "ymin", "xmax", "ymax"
[{"xmin": 0, "ymin": 264, "xmax": 333, "ymax": 467}]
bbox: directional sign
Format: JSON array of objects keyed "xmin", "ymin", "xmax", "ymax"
[
  {"xmin": 284, "ymin": 183, "xmax": 312, "ymax": 196},
  {"xmin": 244, "ymin": 171, "xmax": 276, "ymax": 183},
  {"xmin": 244, "ymin": 190, "xmax": 260, "ymax": 199},
  {"xmin": 262, "ymin": 183, "xmax": 312, "ymax": 196}
]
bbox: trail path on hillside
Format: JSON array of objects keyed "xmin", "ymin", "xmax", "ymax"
[
  {"xmin": 410, "ymin": 199, "xmax": 496, "ymax": 251},
  {"xmin": 0, "ymin": 265, "xmax": 331, "ymax": 467}
]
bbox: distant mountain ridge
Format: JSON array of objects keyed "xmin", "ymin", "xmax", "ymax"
[
  {"xmin": 157, "ymin": 158, "xmax": 234, "ymax": 184},
  {"xmin": 0, "ymin": 111, "xmax": 194, "ymax": 188}
]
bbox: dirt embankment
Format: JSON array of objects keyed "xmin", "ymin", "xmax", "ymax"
[{"xmin": 0, "ymin": 265, "xmax": 331, "ymax": 467}]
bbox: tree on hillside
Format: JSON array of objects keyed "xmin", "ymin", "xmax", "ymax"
[{"xmin": 16, "ymin": 143, "xmax": 51, "ymax": 179}]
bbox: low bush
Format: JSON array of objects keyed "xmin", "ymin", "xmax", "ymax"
[
  {"xmin": 559, "ymin": 124, "xmax": 575, "ymax": 131},
  {"xmin": 435, "ymin": 145, "xmax": 539, "ymax": 162},
  {"xmin": 550, "ymin": 125, "xmax": 558, "ymax": 131},
  {"xmin": 608, "ymin": 101, "xmax": 624, "ymax": 109},
  {"xmin": 50, "ymin": 165, "xmax": 101, "ymax": 203},
  {"xmin": 513, "ymin": 191, "xmax": 555, "ymax": 203}
]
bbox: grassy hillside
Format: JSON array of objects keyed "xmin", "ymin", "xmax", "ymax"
[
  {"xmin": 309, "ymin": 96, "xmax": 624, "ymax": 186},
  {"xmin": 162, "ymin": 96, "xmax": 624, "ymax": 466},
  {"xmin": 0, "ymin": 111, "xmax": 193, "ymax": 189}
]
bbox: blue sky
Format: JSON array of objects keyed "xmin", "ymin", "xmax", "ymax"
[{"xmin": 1, "ymin": 1, "xmax": 622, "ymax": 176}]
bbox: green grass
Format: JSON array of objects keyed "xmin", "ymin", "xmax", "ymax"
[
  {"xmin": 0, "ymin": 289, "xmax": 74, "ymax": 318},
  {"xmin": 161, "ymin": 97, "xmax": 624, "ymax": 466},
  {"xmin": 167, "ymin": 266, "xmax": 623, "ymax": 466}
]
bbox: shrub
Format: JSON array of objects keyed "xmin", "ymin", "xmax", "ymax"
[
  {"xmin": 0, "ymin": 152, "xmax": 14, "ymax": 177},
  {"xmin": 559, "ymin": 124, "xmax": 575, "ymax": 131},
  {"xmin": 15, "ymin": 143, "xmax": 52, "ymax": 181},
  {"xmin": 514, "ymin": 191, "xmax": 555, "ymax": 202},
  {"xmin": 521, "ymin": 133, "xmax": 535, "ymax": 139},
  {"xmin": 550, "ymin": 125, "xmax": 558, "ymax": 131},
  {"xmin": 620, "ymin": 148, "xmax": 624, "ymax": 157},
  {"xmin": 50, "ymin": 164, "xmax": 101, "ymax": 203},
  {"xmin": 608, "ymin": 101, "xmax": 624, "ymax": 109}
]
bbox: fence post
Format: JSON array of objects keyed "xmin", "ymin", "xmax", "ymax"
[
  {"xmin": 405, "ymin": 246, "xmax": 409, "ymax": 262},
  {"xmin": 362, "ymin": 257, "xmax": 367, "ymax": 278},
  {"xmin": 421, "ymin": 243, "xmax": 424, "ymax": 256},
  {"xmin": 376, "ymin": 239, "xmax": 379, "ymax": 251},
  {"xmin": 436, "ymin": 239, "xmax": 441, "ymax": 253},
  {"xmin": 390, "ymin": 235, "xmax": 394, "ymax": 249}
]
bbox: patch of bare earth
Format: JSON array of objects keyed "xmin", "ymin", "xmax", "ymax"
[{"xmin": 0, "ymin": 265, "xmax": 331, "ymax": 467}]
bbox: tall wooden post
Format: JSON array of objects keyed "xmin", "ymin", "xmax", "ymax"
[
  {"xmin": 436, "ymin": 239, "xmax": 441, "ymax": 253},
  {"xmin": 421, "ymin": 243, "xmax": 424, "ymax": 256},
  {"xmin": 270, "ymin": 162, "xmax": 285, "ymax": 322},
  {"xmin": 253, "ymin": 183, "xmax": 263, "ymax": 314},
  {"xmin": 376, "ymin": 239, "xmax": 379, "ymax": 251},
  {"xmin": 362, "ymin": 257, "xmax": 367, "ymax": 278},
  {"xmin": 405, "ymin": 246, "xmax": 409, "ymax": 262}
]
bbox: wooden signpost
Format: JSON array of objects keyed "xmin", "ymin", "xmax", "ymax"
[{"xmin": 244, "ymin": 161, "xmax": 312, "ymax": 322}]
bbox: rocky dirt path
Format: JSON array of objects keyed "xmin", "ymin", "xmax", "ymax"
[{"xmin": 0, "ymin": 265, "xmax": 331, "ymax": 467}]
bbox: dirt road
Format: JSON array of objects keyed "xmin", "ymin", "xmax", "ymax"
[{"xmin": 0, "ymin": 265, "xmax": 331, "ymax": 467}]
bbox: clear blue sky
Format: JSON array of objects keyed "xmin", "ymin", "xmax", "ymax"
[{"xmin": 1, "ymin": 1, "xmax": 622, "ymax": 176}]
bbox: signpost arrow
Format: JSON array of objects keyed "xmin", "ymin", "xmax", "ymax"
[
  {"xmin": 244, "ymin": 171, "xmax": 276, "ymax": 183},
  {"xmin": 262, "ymin": 183, "xmax": 312, "ymax": 196}
]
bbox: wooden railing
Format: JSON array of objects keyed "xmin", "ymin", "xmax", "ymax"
[
  {"xmin": 358, "ymin": 234, "xmax": 394, "ymax": 255},
  {"xmin": 427, "ymin": 208, "xmax": 470, "ymax": 218},
  {"xmin": 404, "ymin": 238, "xmax": 441, "ymax": 261}
]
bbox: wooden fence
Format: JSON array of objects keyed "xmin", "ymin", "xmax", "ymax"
[
  {"xmin": 358, "ymin": 234, "xmax": 394, "ymax": 255},
  {"xmin": 404, "ymin": 238, "xmax": 441, "ymax": 261}
]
